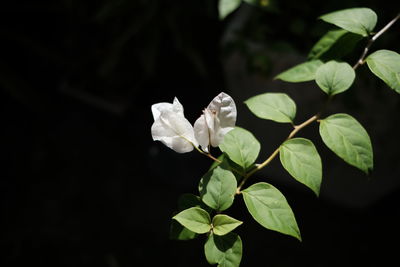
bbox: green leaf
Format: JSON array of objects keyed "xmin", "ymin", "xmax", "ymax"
[
  {"xmin": 280, "ymin": 138, "xmax": 322, "ymax": 196},
  {"xmin": 242, "ymin": 182, "xmax": 301, "ymax": 240},
  {"xmin": 218, "ymin": 0, "xmax": 241, "ymax": 20},
  {"xmin": 315, "ymin": 60, "xmax": 355, "ymax": 96},
  {"xmin": 319, "ymin": 113, "xmax": 373, "ymax": 173},
  {"xmin": 308, "ymin": 29, "xmax": 363, "ymax": 60},
  {"xmin": 275, "ymin": 60, "xmax": 323, "ymax": 82},
  {"xmin": 199, "ymin": 165, "xmax": 237, "ymax": 211},
  {"xmin": 219, "ymin": 127, "xmax": 261, "ymax": 170},
  {"xmin": 366, "ymin": 49, "xmax": 400, "ymax": 93},
  {"xmin": 170, "ymin": 220, "xmax": 198, "ymax": 240},
  {"xmin": 319, "ymin": 8, "xmax": 377, "ymax": 37},
  {"xmin": 245, "ymin": 93, "xmax": 296, "ymax": 123},
  {"xmin": 212, "ymin": 215, "xmax": 243, "ymax": 236},
  {"xmin": 172, "ymin": 207, "xmax": 211, "ymax": 234},
  {"xmin": 170, "ymin": 193, "xmax": 209, "ymax": 240},
  {"xmin": 209, "ymin": 154, "xmax": 245, "ymax": 182},
  {"xmin": 204, "ymin": 232, "xmax": 242, "ymax": 267}
]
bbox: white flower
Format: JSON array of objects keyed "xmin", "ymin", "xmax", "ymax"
[
  {"xmin": 194, "ymin": 92, "xmax": 236, "ymax": 152},
  {"xmin": 151, "ymin": 97, "xmax": 198, "ymax": 153}
]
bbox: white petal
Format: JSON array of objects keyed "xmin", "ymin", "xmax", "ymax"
[
  {"xmin": 151, "ymin": 110, "xmax": 197, "ymax": 153},
  {"xmin": 210, "ymin": 126, "xmax": 234, "ymax": 147},
  {"xmin": 151, "ymin": 97, "xmax": 184, "ymax": 121},
  {"xmin": 194, "ymin": 113, "xmax": 210, "ymax": 152},
  {"xmin": 151, "ymin": 102, "xmax": 172, "ymax": 121},
  {"xmin": 204, "ymin": 92, "xmax": 236, "ymax": 147},
  {"xmin": 172, "ymin": 97, "xmax": 184, "ymax": 116},
  {"xmin": 207, "ymin": 92, "xmax": 237, "ymax": 129}
]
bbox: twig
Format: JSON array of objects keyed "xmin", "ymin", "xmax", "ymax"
[
  {"xmin": 353, "ymin": 12, "xmax": 400, "ymax": 69},
  {"xmin": 236, "ymin": 114, "xmax": 319, "ymax": 194}
]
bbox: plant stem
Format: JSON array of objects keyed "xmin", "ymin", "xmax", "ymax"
[
  {"xmin": 195, "ymin": 145, "xmax": 246, "ymax": 176},
  {"xmin": 353, "ymin": 12, "xmax": 400, "ymax": 70},
  {"xmin": 236, "ymin": 12, "xmax": 400, "ymax": 193},
  {"xmin": 236, "ymin": 114, "xmax": 319, "ymax": 194},
  {"xmin": 194, "ymin": 145, "xmax": 222, "ymax": 163}
]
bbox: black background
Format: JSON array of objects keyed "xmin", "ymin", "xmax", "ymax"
[{"xmin": 1, "ymin": 1, "xmax": 400, "ymax": 266}]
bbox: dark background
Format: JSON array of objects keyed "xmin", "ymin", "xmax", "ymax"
[{"xmin": 1, "ymin": 1, "xmax": 400, "ymax": 266}]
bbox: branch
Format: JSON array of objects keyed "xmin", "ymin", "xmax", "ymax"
[
  {"xmin": 236, "ymin": 114, "xmax": 319, "ymax": 193},
  {"xmin": 236, "ymin": 12, "xmax": 400, "ymax": 193},
  {"xmin": 353, "ymin": 12, "xmax": 400, "ymax": 70}
]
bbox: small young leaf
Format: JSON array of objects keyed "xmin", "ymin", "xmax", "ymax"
[
  {"xmin": 319, "ymin": 8, "xmax": 377, "ymax": 37},
  {"xmin": 204, "ymin": 232, "xmax": 242, "ymax": 267},
  {"xmin": 280, "ymin": 138, "xmax": 322, "ymax": 196},
  {"xmin": 219, "ymin": 127, "xmax": 260, "ymax": 170},
  {"xmin": 315, "ymin": 60, "xmax": 355, "ymax": 96},
  {"xmin": 212, "ymin": 215, "xmax": 243, "ymax": 236},
  {"xmin": 199, "ymin": 165, "xmax": 237, "ymax": 211},
  {"xmin": 275, "ymin": 60, "xmax": 323, "ymax": 82},
  {"xmin": 319, "ymin": 113, "xmax": 373, "ymax": 173},
  {"xmin": 218, "ymin": 0, "xmax": 241, "ymax": 20},
  {"xmin": 366, "ymin": 49, "xmax": 400, "ymax": 93},
  {"xmin": 245, "ymin": 93, "xmax": 297, "ymax": 123},
  {"xmin": 173, "ymin": 207, "xmax": 211, "ymax": 234},
  {"xmin": 242, "ymin": 182, "xmax": 301, "ymax": 241},
  {"xmin": 308, "ymin": 29, "xmax": 363, "ymax": 60}
]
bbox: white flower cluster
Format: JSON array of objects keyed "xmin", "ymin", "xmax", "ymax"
[{"xmin": 151, "ymin": 92, "xmax": 237, "ymax": 153}]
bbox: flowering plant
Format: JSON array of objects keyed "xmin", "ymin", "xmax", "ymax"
[{"xmin": 151, "ymin": 7, "xmax": 400, "ymax": 267}]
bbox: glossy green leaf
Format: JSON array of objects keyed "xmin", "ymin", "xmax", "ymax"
[
  {"xmin": 212, "ymin": 215, "xmax": 243, "ymax": 236},
  {"xmin": 315, "ymin": 60, "xmax": 355, "ymax": 95},
  {"xmin": 319, "ymin": 8, "xmax": 377, "ymax": 37},
  {"xmin": 204, "ymin": 232, "xmax": 242, "ymax": 267},
  {"xmin": 219, "ymin": 127, "xmax": 260, "ymax": 170},
  {"xmin": 173, "ymin": 207, "xmax": 211, "ymax": 234},
  {"xmin": 218, "ymin": 0, "xmax": 241, "ymax": 20},
  {"xmin": 366, "ymin": 49, "xmax": 400, "ymax": 93},
  {"xmin": 242, "ymin": 182, "xmax": 301, "ymax": 240},
  {"xmin": 245, "ymin": 93, "xmax": 296, "ymax": 123},
  {"xmin": 319, "ymin": 113, "xmax": 373, "ymax": 173},
  {"xmin": 275, "ymin": 60, "xmax": 323, "ymax": 82},
  {"xmin": 280, "ymin": 138, "xmax": 322, "ymax": 196},
  {"xmin": 199, "ymin": 165, "xmax": 237, "ymax": 211},
  {"xmin": 308, "ymin": 29, "xmax": 363, "ymax": 60}
]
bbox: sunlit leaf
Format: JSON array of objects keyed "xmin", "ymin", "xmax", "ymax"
[
  {"xmin": 173, "ymin": 207, "xmax": 211, "ymax": 234},
  {"xmin": 245, "ymin": 93, "xmax": 296, "ymax": 123},
  {"xmin": 170, "ymin": 193, "xmax": 209, "ymax": 240},
  {"xmin": 212, "ymin": 215, "xmax": 243, "ymax": 236},
  {"xmin": 366, "ymin": 49, "xmax": 400, "ymax": 93},
  {"xmin": 242, "ymin": 182, "xmax": 301, "ymax": 240},
  {"xmin": 280, "ymin": 138, "xmax": 322, "ymax": 196},
  {"xmin": 219, "ymin": 127, "xmax": 260, "ymax": 170},
  {"xmin": 275, "ymin": 60, "xmax": 323, "ymax": 82},
  {"xmin": 199, "ymin": 165, "xmax": 237, "ymax": 211},
  {"xmin": 315, "ymin": 60, "xmax": 355, "ymax": 95},
  {"xmin": 319, "ymin": 113, "xmax": 373, "ymax": 173},
  {"xmin": 319, "ymin": 8, "xmax": 377, "ymax": 37}
]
